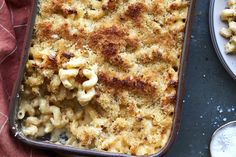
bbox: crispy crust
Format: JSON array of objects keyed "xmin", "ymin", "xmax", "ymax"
[{"xmin": 98, "ymin": 71, "xmax": 156, "ymax": 94}]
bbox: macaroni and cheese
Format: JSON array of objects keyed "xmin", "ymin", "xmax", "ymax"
[
  {"xmin": 18, "ymin": 0, "xmax": 189, "ymax": 155},
  {"xmin": 220, "ymin": 0, "xmax": 236, "ymax": 53}
]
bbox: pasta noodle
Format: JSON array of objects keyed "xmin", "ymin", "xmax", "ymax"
[
  {"xmin": 220, "ymin": 0, "xmax": 236, "ymax": 53},
  {"xmin": 22, "ymin": 125, "xmax": 38, "ymax": 136}
]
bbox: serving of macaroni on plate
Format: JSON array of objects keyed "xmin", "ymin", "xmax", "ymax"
[
  {"xmin": 17, "ymin": 0, "xmax": 189, "ymax": 155},
  {"xmin": 220, "ymin": 0, "xmax": 236, "ymax": 53}
]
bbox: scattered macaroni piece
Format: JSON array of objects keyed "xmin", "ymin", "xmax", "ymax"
[{"xmin": 220, "ymin": 0, "xmax": 236, "ymax": 53}]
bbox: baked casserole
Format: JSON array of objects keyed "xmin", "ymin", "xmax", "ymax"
[{"xmin": 18, "ymin": 0, "xmax": 189, "ymax": 155}]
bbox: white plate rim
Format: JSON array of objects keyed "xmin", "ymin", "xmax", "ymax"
[{"xmin": 209, "ymin": 0, "xmax": 236, "ymax": 81}]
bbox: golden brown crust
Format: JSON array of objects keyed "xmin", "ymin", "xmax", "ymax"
[
  {"xmin": 124, "ymin": 3, "xmax": 147, "ymax": 20},
  {"xmin": 98, "ymin": 72, "xmax": 156, "ymax": 94},
  {"xmin": 102, "ymin": 0, "xmax": 119, "ymax": 11},
  {"xmin": 89, "ymin": 26, "xmax": 126, "ymax": 55},
  {"xmin": 89, "ymin": 26, "xmax": 135, "ymax": 69}
]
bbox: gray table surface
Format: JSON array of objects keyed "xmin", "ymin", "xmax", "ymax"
[{"xmin": 165, "ymin": 0, "xmax": 236, "ymax": 156}]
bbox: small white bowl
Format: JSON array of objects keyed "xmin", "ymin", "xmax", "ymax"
[
  {"xmin": 210, "ymin": 121, "xmax": 236, "ymax": 157},
  {"xmin": 209, "ymin": 0, "xmax": 236, "ymax": 80}
]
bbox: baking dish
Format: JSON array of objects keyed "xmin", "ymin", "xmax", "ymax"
[{"xmin": 9, "ymin": 0, "xmax": 196, "ymax": 156}]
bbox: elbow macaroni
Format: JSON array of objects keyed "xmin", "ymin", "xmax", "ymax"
[
  {"xmin": 25, "ymin": 117, "xmax": 41, "ymax": 126},
  {"xmin": 22, "ymin": 125, "xmax": 38, "ymax": 136},
  {"xmin": 77, "ymin": 88, "xmax": 96, "ymax": 106},
  {"xmin": 76, "ymin": 69, "xmax": 98, "ymax": 105},
  {"xmin": 58, "ymin": 69, "xmax": 79, "ymax": 89},
  {"xmin": 18, "ymin": 47, "xmax": 98, "ymax": 139},
  {"xmin": 18, "ymin": 101, "xmax": 35, "ymax": 119},
  {"xmin": 49, "ymin": 106, "xmax": 62, "ymax": 127},
  {"xmin": 220, "ymin": 1, "xmax": 236, "ymax": 53},
  {"xmin": 58, "ymin": 55, "xmax": 98, "ymax": 105},
  {"xmin": 82, "ymin": 69, "xmax": 98, "ymax": 89},
  {"xmin": 18, "ymin": 97, "xmax": 83, "ymax": 136}
]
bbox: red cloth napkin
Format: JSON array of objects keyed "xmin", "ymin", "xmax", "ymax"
[{"xmin": 0, "ymin": 0, "xmax": 48, "ymax": 156}]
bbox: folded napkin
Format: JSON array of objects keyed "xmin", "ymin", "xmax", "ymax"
[{"xmin": 0, "ymin": 0, "xmax": 48, "ymax": 156}]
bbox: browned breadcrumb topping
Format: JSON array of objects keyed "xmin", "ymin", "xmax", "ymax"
[
  {"xmin": 124, "ymin": 2, "xmax": 146, "ymax": 20},
  {"xmin": 98, "ymin": 71, "xmax": 156, "ymax": 94},
  {"xmin": 19, "ymin": 0, "xmax": 189, "ymax": 155}
]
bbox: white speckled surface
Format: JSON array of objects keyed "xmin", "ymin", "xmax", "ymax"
[{"xmin": 210, "ymin": 0, "xmax": 236, "ymax": 80}]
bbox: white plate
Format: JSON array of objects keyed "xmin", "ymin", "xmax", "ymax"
[{"xmin": 209, "ymin": 0, "xmax": 236, "ymax": 80}]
